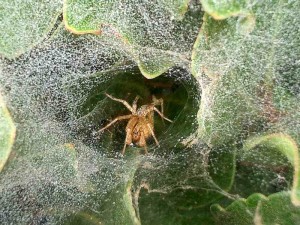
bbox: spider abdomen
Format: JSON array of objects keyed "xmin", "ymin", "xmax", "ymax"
[{"xmin": 130, "ymin": 117, "xmax": 153, "ymax": 146}]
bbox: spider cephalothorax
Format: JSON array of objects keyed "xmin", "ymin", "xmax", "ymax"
[{"xmin": 98, "ymin": 93, "xmax": 172, "ymax": 154}]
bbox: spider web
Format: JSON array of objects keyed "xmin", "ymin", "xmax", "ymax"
[
  {"xmin": 0, "ymin": 21, "xmax": 210, "ymax": 224},
  {"xmin": 0, "ymin": 0, "xmax": 299, "ymax": 224}
]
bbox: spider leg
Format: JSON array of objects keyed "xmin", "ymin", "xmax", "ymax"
[
  {"xmin": 132, "ymin": 95, "xmax": 140, "ymax": 113},
  {"xmin": 160, "ymin": 100, "xmax": 164, "ymax": 123},
  {"xmin": 122, "ymin": 142, "xmax": 127, "ymax": 155},
  {"xmin": 122, "ymin": 131, "xmax": 132, "ymax": 155},
  {"xmin": 152, "ymin": 96, "xmax": 170, "ymax": 124},
  {"xmin": 143, "ymin": 145, "xmax": 148, "ymax": 154},
  {"xmin": 138, "ymin": 131, "xmax": 148, "ymax": 154},
  {"xmin": 98, "ymin": 115, "xmax": 132, "ymax": 133},
  {"xmin": 152, "ymin": 96, "xmax": 164, "ymax": 112},
  {"xmin": 146, "ymin": 123, "xmax": 160, "ymax": 147},
  {"xmin": 158, "ymin": 98, "xmax": 164, "ymax": 116},
  {"xmin": 105, "ymin": 93, "xmax": 134, "ymax": 113},
  {"xmin": 153, "ymin": 107, "xmax": 173, "ymax": 123}
]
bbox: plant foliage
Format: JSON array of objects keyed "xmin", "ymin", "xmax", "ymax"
[{"xmin": 0, "ymin": 0, "xmax": 299, "ymax": 224}]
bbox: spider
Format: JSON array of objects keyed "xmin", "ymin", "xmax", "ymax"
[{"xmin": 98, "ymin": 93, "xmax": 172, "ymax": 154}]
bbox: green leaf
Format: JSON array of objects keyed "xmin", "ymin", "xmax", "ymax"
[
  {"xmin": 209, "ymin": 145, "xmax": 236, "ymax": 191},
  {"xmin": 65, "ymin": 151, "xmax": 141, "ymax": 225},
  {"xmin": 200, "ymin": 0, "xmax": 249, "ymax": 20},
  {"xmin": 212, "ymin": 191, "xmax": 300, "ymax": 225},
  {"xmin": 242, "ymin": 133, "xmax": 300, "ymax": 206},
  {"xmin": 159, "ymin": 0, "xmax": 190, "ymax": 20},
  {"xmin": 63, "ymin": 0, "xmax": 203, "ymax": 78},
  {"xmin": 0, "ymin": 0, "xmax": 62, "ymax": 59},
  {"xmin": 0, "ymin": 23, "xmax": 134, "ymax": 224},
  {"xmin": 211, "ymin": 193, "xmax": 267, "ymax": 225},
  {"xmin": 0, "ymin": 95, "xmax": 16, "ymax": 172},
  {"xmin": 192, "ymin": 0, "xmax": 300, "ymax": 146},
  {"xmin": 96, "ymin": 153, "xmax": 141, "ymax": 225},
  {"xmin": 192, "ymin": 13, "xmax": 262, "ymax": 146},
  {"xmin": 256, "ymin": 191, "xmax": 300, "ymax": 225},
  {"xmin": 133, "ymin": 149, "xmax": 221, "ymax": 225}
]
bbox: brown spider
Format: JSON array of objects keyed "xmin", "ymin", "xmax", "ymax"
[{"xmin": 98, "ymin": 93, "xmax": 172, "ymax": 154}]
